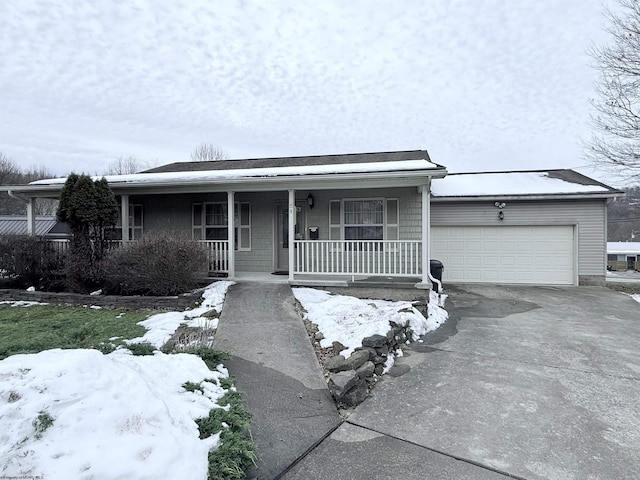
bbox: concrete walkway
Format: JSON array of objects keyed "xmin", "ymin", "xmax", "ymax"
[{"xmin": 213, "ymin": 282, "xmax": 341, "ymax": 480}]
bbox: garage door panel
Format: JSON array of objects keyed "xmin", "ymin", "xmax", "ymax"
[{"xmin": 432, "ymin": 225, "xmax": 574, "ymax": 285}]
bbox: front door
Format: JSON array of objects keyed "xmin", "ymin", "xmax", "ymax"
[{"xmin": 275, "ymin": 203, "xmax": 304, "ymax": 272}]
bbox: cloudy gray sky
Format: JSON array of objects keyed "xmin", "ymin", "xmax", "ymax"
[{"xmin": 0, "ymin": 1, "xmax": 616, "ymax": 183}]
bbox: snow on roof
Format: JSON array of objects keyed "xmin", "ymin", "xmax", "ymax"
[
  {"xmin": 31, "ymin": 159, "xmax": 442, "ymax": 186},
  {"xmin": 607, "ymin": 242, "xmax": 640, "ymax": 254},
  {"xmin": 431, "ymin": 171, "xmax": 615, "ymax": 198}
]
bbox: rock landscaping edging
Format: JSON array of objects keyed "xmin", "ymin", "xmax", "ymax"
[
  {"xmin": 305, "ymin": 320, "xmax": 414, "ymax": 408},
  {"xmin": 0, "ymin": 288, "xmax": 202, "ymax": 310}
]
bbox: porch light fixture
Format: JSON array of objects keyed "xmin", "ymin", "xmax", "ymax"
[{"xmin": 307, "ymin": 193, "xmax": 315, "ymax": 209}]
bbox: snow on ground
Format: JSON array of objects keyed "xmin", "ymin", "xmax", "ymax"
[
  {"xmin": 630, "ymin": 294, "xmax": 640, "ymax": 304},
  {"xmin": 0, "ymin": 348, "xmax": 230, "ymax": 480},
  {"xmin": 126, "ymin": 281, "xmax": 234, "ymax": 348},
  {"xmin": 293, "ymin": 288, "xmax": 448, "ymax": 358},
  {"xmin": 0, "ymin": 280, "xmax": 238, "ymax": 479}
]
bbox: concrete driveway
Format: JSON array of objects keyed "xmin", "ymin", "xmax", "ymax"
[{"xmin": 285, "ymin": 285, "xmax": 640, "ymax": 480}]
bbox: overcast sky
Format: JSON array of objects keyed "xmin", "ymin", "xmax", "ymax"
[{"xmin": 0, "ymin": 1, "xmax": 618, "ymax": 184}]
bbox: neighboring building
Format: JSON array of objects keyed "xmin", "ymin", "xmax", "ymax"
[
  {"xmin": 0, "ymin": 215, "xmax": 69, "ymax": 238},
  {"xmin": 606, "ymin": 242, "xmax": 640, "ymax": 271},
  {"xmin": 0, "ymin": 151, "xmax": 623, "ymax": 288}
]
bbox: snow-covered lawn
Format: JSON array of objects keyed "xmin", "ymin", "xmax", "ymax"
[
  {"xmin": 0, "ymin": 281, "xmax": 235, "ymax": 480},
  {"xmin": 293, "ymin": 288, "xmax": 448, "ymax": 368}
]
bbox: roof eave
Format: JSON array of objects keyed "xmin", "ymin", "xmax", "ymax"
[
  {"xmin": 432, "ymin": 191, "xmax": 623, "ymax": 202},
  {"xmin": 2, "ymin": 168, "xmax": 448, "ymax": 196}
]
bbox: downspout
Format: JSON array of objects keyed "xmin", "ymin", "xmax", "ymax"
[
  {"xmin": 423, "ymin": 180, "xmax": 444, "ymax": 304},
  {"xmin": 8, "ymin": 190, "xmax": 36, "ymax": 236}
]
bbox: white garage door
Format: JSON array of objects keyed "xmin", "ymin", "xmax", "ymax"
[{"xmin": 431, "ymin": 225, "xmax": 575, "ymax": 285}]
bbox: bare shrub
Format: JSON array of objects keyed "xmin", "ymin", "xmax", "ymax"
[
  {"xmin": 102, "ymin": 233, "xmax": 207, "ymax": 296},
  {"xmin": 0, "ymin": 236, "xmax": 65, "ymax": 290}
]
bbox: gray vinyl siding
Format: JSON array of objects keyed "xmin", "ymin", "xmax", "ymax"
[{"xmin": 431, "ymin": 198, "xmax": 607, "ymax": 277}]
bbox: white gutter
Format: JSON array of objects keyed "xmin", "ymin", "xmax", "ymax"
[
  {"xmin": 7, "ymin": 190, "xmax": 28, "ymax": 203},
  {"xmin": 432, "ymin": 192, "xmax": 621, "ymax": 201}
]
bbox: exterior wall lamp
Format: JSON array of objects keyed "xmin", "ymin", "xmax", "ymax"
[
  {"xmin": 494, "ymin": 201, "xmax": 506, "ymax": 221},
  {"xmin": 307, "ymin": 193, "xmax": 315, "ymax": 209}
]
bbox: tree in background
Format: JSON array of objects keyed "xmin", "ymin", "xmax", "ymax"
[
  {"xmin": 0, "ymin": 153, "xmax": 20, "ymax": 185},
  {"xmin": 190, "ymin": 144, "xmax": 228, "ymax": 162},
  {"xmin": 0, "ymin": 153, "xmax": 58, "ymax": 215},
  {"xmin": 104, "ymin": 156, "xmax": 155, "ymax": 175},
  {"xmin": 588, "ymin": 0, "xmax": 640, "ymax": 181},
  {"xmin": 57, "ymin": 173, "xmax": 118, "ymax": 292},
  {"xmin": 608, "ymin": 185, "xmax": 640, "ymax": 240}
]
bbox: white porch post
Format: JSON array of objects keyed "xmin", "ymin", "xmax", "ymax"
[
  {"xmin": 420, "ymin": 180, "xmax": 432, "ymax": 288},
  {"xmin": 227, "ymin": 191, "xmax": 235, "ymax": 278},
  {"xmin": 288, "ymin": 189, "xmax": 295, "ymax": 281},
  {"xmin": 26, "ymin": 198, "xmax": 36, "ymax": 236},
  {"xmin": 120, "ymin": 194, "xmax": 130, "ymax": 243}
]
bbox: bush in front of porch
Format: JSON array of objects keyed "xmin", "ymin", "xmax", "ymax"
[{"xmin": 102, "ymin": 232, "xmax": 208, "ymax": 296}]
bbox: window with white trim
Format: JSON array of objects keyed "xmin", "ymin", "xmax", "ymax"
[
  {"xmin": 329, "ymin": 198, "xmax": 399, "ymax": 246},
  {"xmin": 192, "ymin": 202, "xmax": 251, "ymax": 251},
  {"xmin": 116, "ymin": 204, "xmax": 143, "ymax": 240},
  {"xmin": 129, "ymin": 204, "xmax": 144, "ymax": 240}
]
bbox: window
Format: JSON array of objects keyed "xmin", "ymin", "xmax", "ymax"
[
  {"xmin": 192, "ymin": 202, "xmax": 251, "ymax": 251},
  {"xmin": 116, "ymin": 204, "xmax": 143, "ymax": 240},
  {"xmin": 128, "ymin": 204, "xmax": 143, "ymax": 240},
  {"xmin": 329, "ymin": 198, "xmax": 399, "ymax": 246},
  {"xmin": 344, "ymin": 199, "xmax": 384, "ymax": 240}
]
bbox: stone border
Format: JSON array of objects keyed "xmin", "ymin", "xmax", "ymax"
[{"xmin": 324, "ymin": 325, "xmax": 413, "ymax": 407}]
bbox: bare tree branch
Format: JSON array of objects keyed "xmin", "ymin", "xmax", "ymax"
[
  {"xmin": 190, "ymin": 144, "xmax": 228, "ymax": 162},
  {"xmin": 104, "ymin": 156, "xmax": 155, "ymax": 175},
  {"xmin": 588, "ymin": 0, "xmax": 640, "ymax": 180},
  {"xmin": 0, "ymin": 152, "xmax": 58, "ymax": 215}
]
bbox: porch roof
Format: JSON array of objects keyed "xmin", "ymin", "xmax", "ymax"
[{"xmin": 2, "ymin": 150, "xmax": 447, "ymax": 197}]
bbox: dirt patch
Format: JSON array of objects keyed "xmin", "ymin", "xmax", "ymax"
[{"xmin": 607, "ymin": 282, "xmax": 640, "ymax": 295}]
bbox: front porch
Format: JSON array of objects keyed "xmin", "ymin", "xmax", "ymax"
[{"xmin": 204, "ymin": 239, "xmax": 426, "ymax": 285}]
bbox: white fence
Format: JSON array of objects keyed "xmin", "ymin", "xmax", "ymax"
[
  {"xmin": 294, "ymin": 240, "xmax": 422, "ymax": 276},
  {"xmin": 45, "ymin": 239, "xmax": 231, "ymax": 274},
  {"xmin": 200, "ymin": 240, "xmax": 230, "ymax": 272}
]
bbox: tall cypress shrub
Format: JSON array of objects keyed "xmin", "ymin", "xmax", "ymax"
[{"xmin": 57, "ymin": 173, "xmax": 118, "ymax": 292}]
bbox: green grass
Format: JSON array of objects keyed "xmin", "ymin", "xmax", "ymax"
[
  {"xmin": 32, "ymin": 409, "xmax": 55, "ymax": 439},
  {"xmin": 0, "ymin": 304, "xmax": 150, "ymax": 359},
  {"xmin": 196, "ymin": 389, "xmax": 256, "ymax": 480}
]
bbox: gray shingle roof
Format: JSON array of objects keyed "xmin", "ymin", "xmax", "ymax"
[{"xmin": 143, "ymin": 150, "xmax": 436, "ymax": 173}]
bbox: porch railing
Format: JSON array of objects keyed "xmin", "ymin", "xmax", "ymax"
[
  {"xmin": 200, "ymin": 240, "xmax": 230, "ymax": 273},
  {"xmin": 294, "ymin": 240, "xmax": 422, "ymax": 276},
  {"xmin": 43, "ymin": 239, "xmax": 421, "ymax": 277},
  {"xmin": 41, "ymin": 239, "xmax": 231, "ymax": 274}
]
